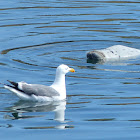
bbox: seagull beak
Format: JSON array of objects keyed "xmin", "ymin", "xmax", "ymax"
[{"xmin": 69, "ymin": 68, "xmax": 75, "ymax": 73}]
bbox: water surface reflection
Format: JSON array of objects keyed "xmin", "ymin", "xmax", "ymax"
[{"xmin": 4, "ymin": 100, "xmax": 73, "ymax": 129}]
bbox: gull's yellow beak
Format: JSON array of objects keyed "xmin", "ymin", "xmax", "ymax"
[{"xmin": 69, "ymin": 68, "xmax": 75, "ymax": 73}]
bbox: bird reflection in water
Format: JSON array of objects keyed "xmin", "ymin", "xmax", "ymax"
[{"xmin": 4, "ymin": 100, "xmax": 73, "ymax": 129}]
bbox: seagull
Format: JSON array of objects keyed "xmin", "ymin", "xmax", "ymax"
[{"xmin": 4, "ymin": 64, "xmax": 75, "ymax": 102}]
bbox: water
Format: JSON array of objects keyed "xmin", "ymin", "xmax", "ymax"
[{"xmin": 0, "ymin": 0, "xmax": 140, "ymax": 139}]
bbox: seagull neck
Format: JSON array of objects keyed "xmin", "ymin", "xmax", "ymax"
[
  {"xmin": 53, "ymin": 73, "xmax": 66, "ymax": 86},
  {"xmin": 51, "ymin": 71, "xmax": 66, "ymax": 97}
]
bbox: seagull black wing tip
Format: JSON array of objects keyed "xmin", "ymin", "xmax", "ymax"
[{"xmin": 7, "ymin": 80, "xmax": 18, "ymax": 88}]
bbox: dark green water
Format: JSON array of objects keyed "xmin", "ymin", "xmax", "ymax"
[{"xmin": 0, "ymin": 0, "xmax": 140, "ymax": 139}]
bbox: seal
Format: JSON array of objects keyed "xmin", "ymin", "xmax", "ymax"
[{"xmin": 87, "ymin": 45, "xmax": 140, "ymax": 63}]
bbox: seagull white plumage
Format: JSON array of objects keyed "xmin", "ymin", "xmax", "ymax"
[{"xmin": 4, "ymin": 64, "xmax": 75, "ymax": 102}]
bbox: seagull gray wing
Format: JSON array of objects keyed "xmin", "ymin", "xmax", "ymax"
[
  {"xmin": 21, "ymin": 84, "xmax": 60, "ymax": 97},
  {"xmin": 7, "ymin": 80, "xmax": 59, "ymax": 97}
]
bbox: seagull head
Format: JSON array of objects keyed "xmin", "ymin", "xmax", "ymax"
[{"xmin": 56, "ymin": 64, "xmax": 75, "ymax": 75}]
